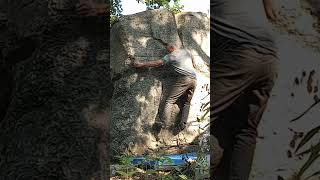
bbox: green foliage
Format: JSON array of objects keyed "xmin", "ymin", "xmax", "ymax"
[
  {"xmin": 110, "ymin": 0, "xmax": 184, "ymax": 26},
  {"xmin": 137, "ymin": 0, "xmax": 184, "ymax": 14},
  {"xmin": 294, "ymin": 125, "xmax": 320, "ymax": 180},
  {"xmin": 137, "ymin": 0, "xmax": 170, "ymax": 9},
  {"xmin": 116, "ymin": 154, "xmax": 134, "ymax": 166},
  {"xmin": 145, "ymin": 153, "xmax": 174, "ymax": 166},
  {"xmin": 178, "ymin": 174, "xmax": 188, "ymax": 180},
  {"xmin": 110, "ymin": 0, "xmax": 122, "ymax": 26},
  {"xmin": 297, "ymin": 147, "xmax": 320, "ymax": 179},
  {"xmin": 163, "ymin": 0, "xmax": 184, "ymax": 14},
  {"xmin": 116, "ymin": 169, "xmax": 139, "ymax": 178},
  {"xmin": 111, "ymin": 0, "xmax": 123, "ymax": 16},
  {"xmin": 110, "ymin": 15, "xmax": 119, "ymax": 26},
  {"xmin": 199, "ymin": 101, "xmax": 209, "ymax": 122},
  {"xmin": 295, "ymin": 125, "xmax": 320, "ymax": 153},
  {"xmin": 115, "ymin": 154, "xmax": 139, "ymax": 179}
]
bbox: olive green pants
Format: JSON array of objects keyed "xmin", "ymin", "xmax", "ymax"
[{"xmin": 211, "ymin": 33, "xmax": 277, "ymax": 180}]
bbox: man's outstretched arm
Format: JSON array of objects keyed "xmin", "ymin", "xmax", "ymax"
[{"xmin": 129, "ymin": 55, "xmax": 164, "ymax": 68}]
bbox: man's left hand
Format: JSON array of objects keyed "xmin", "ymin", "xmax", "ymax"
[
  {"xmin": 132, "ymin": 60, "xmax": 144, "ymax": 68},
  {"xmin": 263, "ymin": 0, "xmax": 278, "ymax": 22}
]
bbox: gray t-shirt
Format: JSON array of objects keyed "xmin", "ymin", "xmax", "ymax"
[
  {"xmin": 211, "ymin": 0, "xmax": 277, "ymax": 54},
  {"xmin": 162, "ymin": 49, "xmax": 196, "ymax": 78}
]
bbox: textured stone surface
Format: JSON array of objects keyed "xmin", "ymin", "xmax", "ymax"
[
  {"xmin": 110, "ymin": 9, "xmax": 210, "ymax": 157},
  {"xmin": 175, "ymin": 12, "xmax": 210, "ymax": 71},
  {"xmin": 272, "ymin": 0, "xmax": 320, "ymax": 50}
]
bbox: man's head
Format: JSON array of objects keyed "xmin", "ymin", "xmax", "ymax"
[{"xmin": 166, "ymin": 43, "xmax": 177, "ymax": 53}]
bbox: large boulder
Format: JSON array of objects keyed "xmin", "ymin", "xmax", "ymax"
[{"xmin": 110, "ymin": 10, "xmax": 210, "ymax": 157}]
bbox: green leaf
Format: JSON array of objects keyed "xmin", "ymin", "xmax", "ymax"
[
  {"xmin": 127, "ymin": 169, "xmax": 138, "ymax": 177},
  {"xmin": 178, "ymin": 174, "xmax": 188, "ymax": 180},
  {"xmin": 162, "ymin": 174, "xmax": 175, "ymax": 180},
  {"xmin": 145, "ymin": 169, "xmax": 156, "ymax": 174},
  {"xmin": 174, "ymin": 166, "xmax": 182, "ymax": 172},
  {"xmin": 199, "ymin": 108, "xmax": 210, "ymax": 122},
  {"xmin": 116, "ymin": 170, "xmax": 129, "ymax": 177},
  {"xmin": 295, "ymin": 125, "xmax": 320, "ymax": 153},
  {"xmin": 164, "ymin": 157, "xmax": 174, "ymax": 165},
  {"xmin": 296, "ymin": 142, "xmax": 320, "ymax": 156},
  {"xmin": 297, "ymin": 148, "xmax": 320, "ymax": 178}
]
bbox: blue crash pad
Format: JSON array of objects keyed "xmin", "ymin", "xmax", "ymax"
[{"xmin": 131, "ymin": 153, "xmax": 208, "ymax": 167}]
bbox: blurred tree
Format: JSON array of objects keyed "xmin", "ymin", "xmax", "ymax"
[
  {"xmin": 110, "ymin": 0, "xmax": 123, "ymax": 25},
  {"xmin": 111, "ymin": 0, "xmax": 123, "ymax": 16},
  {"xmin": 110, "ymin": 0, "xmax": 184, "ymax": 26},
  {"xmin": 138, "ymin": 0, "xmax": 184, "ymax": 13}
]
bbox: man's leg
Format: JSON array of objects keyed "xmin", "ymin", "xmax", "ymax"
[
  {"xmin": 210, "ymin": 33, "xmax": 276, "ymax": 179},
  {"xmin": 211, "ymin": 54, "xmax": 254, "ymax": 179},
  {"xmin": 228, "ymin": 63, "xmax": 275, "ymax": 180},
  {"xmin": 212, "ymin": 69, "xmax": 275, "ymax": 180},
  {"xmin": 211, "ymin": 35, "xmax": 256, "ymax": 179},
  {"xmin": 158, "ymin": 76, "xmax": 192, "ymax": 141},
  {"xmin": 211, "ymin": 106, "xmax": 237, "ymax": 179},
  {"xmin": 179, "ymin": 78, "xmax": 196, "ymax": 130}
]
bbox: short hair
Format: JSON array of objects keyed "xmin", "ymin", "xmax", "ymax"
[{"xmin": 167, "ymin": 43, "xmax": 177, "ymax": 49}]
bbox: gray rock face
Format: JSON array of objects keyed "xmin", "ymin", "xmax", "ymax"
[
  {"xmin": 110, "ymin": 10, "xmax": 210, "ymax": 157},
  {"xmin": 272, "ymin": 0, "xmax": 320, "ymax": 50}
]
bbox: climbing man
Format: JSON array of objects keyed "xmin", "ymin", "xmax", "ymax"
[
  {"xmin": 131, "ymin": 43, "xmax": 198, "ymax": 143},
  {"xmin": 211, "ymin": 0, "xmax": 278, "ymax": 179}
]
